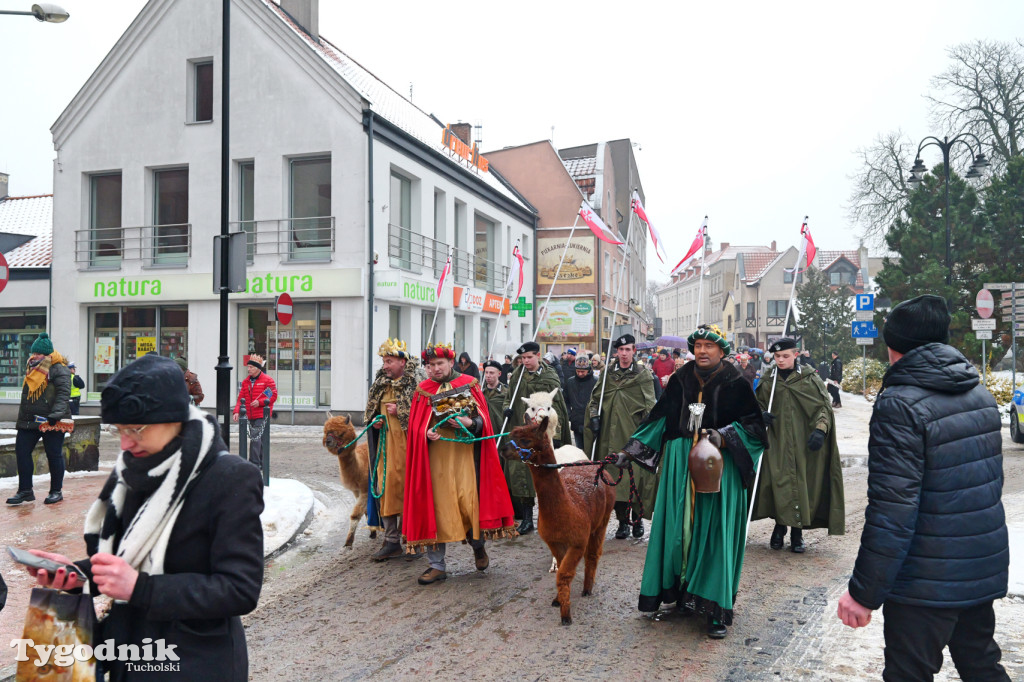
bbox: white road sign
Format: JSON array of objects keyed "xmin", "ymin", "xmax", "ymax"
[
  {"xmin": 972, "ymin": 318, "xmax": 997, "ymax": 330},
  {"xmin": 855, "ymin": 311, "xmax": 874, "ymax": 321},
  {"xmin": 975, "ymin": 330, "xmax": 993, "ymax": 340},
  {"xmin": 856, "ymin": 337, "xmax": 875, "ymax": 345}
]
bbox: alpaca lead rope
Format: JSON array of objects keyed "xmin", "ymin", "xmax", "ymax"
[{"xmin": 368, "ymin": 417, "xmax": 387, "ymax": 500}]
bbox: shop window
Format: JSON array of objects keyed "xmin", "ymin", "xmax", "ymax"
[
  {"xmin": 388, "ymin": 306, "xmax": 401, "ymax": 340},
  {"xmin": 480, "ymin": 318, "xmax": 492, "ymax": 360},
  {"xmin": 239, "ymin": 161, "xmax": 255, "ymax": 261},
  {"xmin": 421, "ymin": 310, "xmax": 436, "ymax": 349},
  {"xmin": 0, "ymin": 310, "xmax": 46, "ymax": 398},
  {"xmin": 318, "ymin": 305, "xmax": 331, "ymax": 406},
  {"xmin": 89, "ymin": 173, "xmax": 122, "ymax": 266},
  {"xmin": 153, "ymin": 168, "xmax": 189, "ymax": 265},
  {"xmin": 88, "ymin": 306, "xmax": 184, "ymax": 397},
  {"xmin": 454, "ymin": 315, "xmax": 467, "ymax": 357},
  {"xmin": 290, "ymin": 157, "xmax": 332, "ymax": 260},
  {"xmin": 160, "ymin": 308, "xmax": 188, "ymax": 363}
]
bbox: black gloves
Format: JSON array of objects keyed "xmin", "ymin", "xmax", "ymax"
[
  {"xmin": 703, "ymin": 429, "xmax": 723, "ymax": 448},
  {"xmin": 503, "ymin": 408, "xmax": 514, "ymax": 420},
  {"xmin": 589, "ymin": 417, "xmax": 601, "ymax": 437},
  {"xmin": 807, "ymin": 429, "xmax": 825, "ymax": 451},
  {"xmin": 762, "ymin": 411, "xmax": 776, "ymax": 427},
  {"xmin": 613, "ymin": 452, "xmax": 630, "ymax": 468},
  {"xmin": 47, "ymin": 417, "xmax": 58, "ymax": 426}
]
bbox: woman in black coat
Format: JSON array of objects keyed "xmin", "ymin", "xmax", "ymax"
[
  {"xmin": 25, "ymin": 354, "xmax": 264, "ymax": 681},
  {"xmin": 7, "ymin": 332, "xmax": 72, "ymax": 506},
  {"xmin": 457, "ymin": 351, "xmax": 480, "ymax": 379}
]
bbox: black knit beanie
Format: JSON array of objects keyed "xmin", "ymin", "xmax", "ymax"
[
  {"xmin": 882, "ymin": 294, "xmax": 950, "ymax": 354},
  {"xmin": 101, "ymin": 354, "xmax": 191, "ymax": 424}
]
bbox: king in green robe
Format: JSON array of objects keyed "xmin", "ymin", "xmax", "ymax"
[
  {"xmin": 584, "ymin": 336, "xmax": 657, "ymax": 537},
  {"xmin": 618, "ymin": 325, "xmax": 766, "ymax": 639}
]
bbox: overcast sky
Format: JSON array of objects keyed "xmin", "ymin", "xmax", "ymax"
[{"xmin": 3, "ymin": 1, "xmax": 1023, "ymax": 281}]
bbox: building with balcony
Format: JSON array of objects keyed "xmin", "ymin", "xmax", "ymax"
[{"xmin": 49, "ymin": 0, "xmax": 535, "ymax": 419}]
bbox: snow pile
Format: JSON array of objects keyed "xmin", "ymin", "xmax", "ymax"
[{"xmin": 261, "ymin": 477, "xmax": 315, "ymax": 557}]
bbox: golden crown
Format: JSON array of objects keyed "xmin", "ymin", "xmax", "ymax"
[{"xmin": 378, "ymin": 338, "xmax": 408, "ymax": 358}]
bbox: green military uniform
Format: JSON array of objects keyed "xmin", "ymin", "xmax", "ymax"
[
  {"xmin": 584, "ymin": 359, "xmax": 658, "ymax": 516},
  {"xmin": 500, "ymin": 362, "xmax": 571, "ymax": 500},
  {"xmin": 753, "ymin": 363, "xmax": 845, "ymax": 535},
  {"xmin": 482, "ymin": 381, "xmax": 507, "ymax": 436}
]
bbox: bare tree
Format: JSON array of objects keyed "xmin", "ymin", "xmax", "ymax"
[
  {"xmin": 846, "ymin": 130, "xmax": 915, "ymax": 247},
  {"xmin": 928, "ymin": 39, "xmax": 1024, "ymax": 167}
]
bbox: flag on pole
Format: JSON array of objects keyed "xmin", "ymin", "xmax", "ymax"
[
  {"xmin": 671, "ymin": 216, "xmax": 708, "ymax": 274},
  {"xmin": 512, "ymin": 243, "xmax": 525, "ymax": 301},
  {"xmin": 800, "ymin": 218, "xmax": 816, "ymax": 269},
  {"xmin": 436, "ymin": 249, "xmax": 452, "ymax": 298},
  {"xmin": 631, "ymin": 191, "xmax": 666, "ymax": 262},
  {"xmin": 579, "ymin": 200, "xmax": 624, "ymax": 245}
]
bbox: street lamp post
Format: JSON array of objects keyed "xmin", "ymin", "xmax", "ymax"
[
  {"xmin": 0, "ymin": 3, "xmax": 69, "ymax": 22},
  {"xmin": 907, "ymin": 134, "xmax": 990, "ymax": 286}
]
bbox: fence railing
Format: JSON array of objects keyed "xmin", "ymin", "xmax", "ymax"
[
  {"xmin": 75, "ymin": 224, "xmax": 191, "ymax": 267},
  {"xmin": 230, "ymin": 216, "xmax": 335, "ymax": 263},
  {"xmin": 387, "ymin": 224, "xmax": 509, "ymax": 294}
]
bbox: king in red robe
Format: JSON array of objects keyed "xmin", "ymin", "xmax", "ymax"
[{"xmin": 403, "ymin": 344, "xmax": 516, "ymax": 584}]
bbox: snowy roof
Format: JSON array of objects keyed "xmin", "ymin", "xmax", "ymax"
[
  {"xmin": 263, "ymin": 1, "xmax": 529, "ymax": 212},
  {"xmin": 816, "ymin": 249, "xmax": 865, "ymax": 289},
  {"xmin": 562, "ymin": 156, "xmax": 597, "ymax": 178},
  {"xmin": 0, "ymin": 195, "xmax": 52, "ymax": 268},
  {"xmin": 741, "ymin": 250, "xmax": 787, "ymax": 283}
]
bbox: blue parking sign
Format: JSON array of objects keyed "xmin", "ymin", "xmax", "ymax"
[
  {"xmin": 852, "ymin": 321, "xmax": 879, "ymax": 338},
  {"xmin": 856, "ymin": 294, "xmax": 874, "ymax": 311}
]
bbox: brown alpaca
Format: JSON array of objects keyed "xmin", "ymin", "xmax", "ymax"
[
  {"xmin": 503, "ymin": 417, "xmax": 615, "ymax": 625},
  {"xmin": 322, "ymin": 414, "xmax": 377, "ymax": 547}
]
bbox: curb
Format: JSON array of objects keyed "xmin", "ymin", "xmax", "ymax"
[{"xmin": 265, "ymin": 497, "xmax": 315, "ymax": 561}]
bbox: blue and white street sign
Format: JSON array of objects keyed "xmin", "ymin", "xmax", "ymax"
[
  {"xmin": 856, "ymin": 294, "xmax": 874, "ymax": 311},
  {"xmin": 852, "ymin": 321, "xmax": 879, "ymax": 338}
]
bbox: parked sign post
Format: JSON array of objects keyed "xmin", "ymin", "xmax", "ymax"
[
  {"xmin": 276, "ymin": 293, "xmax": 295, "ymax": 424},
  {"xmin": 853, "ymin": 296, "xmax": 875, "ymax": 398}
]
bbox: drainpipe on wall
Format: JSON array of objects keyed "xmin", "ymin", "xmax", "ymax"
[
  {"xmin": 531, "ymin": 214, "xmax": 538, "ymax": 342},
  {"xmin": 365, "ymin": 110, "xmax": 375, "ymax": 405}
]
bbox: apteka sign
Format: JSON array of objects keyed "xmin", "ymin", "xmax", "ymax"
[{"xmin": 442, "ymin": 126, "xmax": 489, "ymax": 173}]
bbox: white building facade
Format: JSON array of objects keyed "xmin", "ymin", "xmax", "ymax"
[{"xmin": 49, "ymin": 0, "xmax": 535, "ymax": 420}]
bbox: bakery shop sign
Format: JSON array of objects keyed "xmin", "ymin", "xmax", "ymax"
[{"xmin": 441, "ymin": 126, "xmax": 489, "ymax": 173}]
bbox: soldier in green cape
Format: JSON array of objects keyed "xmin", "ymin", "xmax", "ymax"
[{"xmin": 584, "ymin": 333, "xmax": 657, "ymax": 539}]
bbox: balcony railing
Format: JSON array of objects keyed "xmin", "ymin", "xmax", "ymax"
[
  {"xmin": 230, "ymin": 216, "xmax": 335, "ymax": 263},
  {"xmin": 75, "ymin": 224, "xmax": 191, "ymax": 267},
  {"xmin": 387, "ymin": 223, "xmax": 509, "ymax": 294}
]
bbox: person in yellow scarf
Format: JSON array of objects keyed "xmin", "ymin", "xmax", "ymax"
[{"xmin": 7, "ymin": 333, "xmax": 73, "ymax": 506}]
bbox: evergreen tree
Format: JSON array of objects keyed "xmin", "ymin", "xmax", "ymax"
[
  {"xmin": 795, "ymin": 268, "xmax": 856, "ymax": 363},
  {"xmin": 875, "ymin": 162, "xmax": 987, "ymax": 357}
]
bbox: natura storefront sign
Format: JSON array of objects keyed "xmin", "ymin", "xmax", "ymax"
[
  {"xmin": 374, "ymin": 271, "xmax": 453, "ymax": 309},
  {"xmin": 75, "ymin": 269, "xmax": 362, "ymax": 302}
]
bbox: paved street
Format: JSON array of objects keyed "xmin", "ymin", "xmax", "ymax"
[{"xmin": 1, "ymin": 395, "xmax": 1021, "ymax": 680}]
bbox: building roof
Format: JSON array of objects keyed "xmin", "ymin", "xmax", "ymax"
[
  {"xmin": 263, "ymin": 1, "xmax": 529, "ymax": 212},
  {"xmin": 741, "ymin": 250, "xmax": 787, "ymax": 283},
  {"xmin": 0, "ymin": 195, "xmax": 52, "ymax": 268},
  {"xmin": 562, "ymin": 156, "xmax": 597, "ymax": 178},
  {"xmin": 816, "ymin": 249, "xmax": 865, "ymax": 289}
]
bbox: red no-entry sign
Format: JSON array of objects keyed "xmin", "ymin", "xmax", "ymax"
[
  {"xmin": 0, "ymin": 253, "xmax": 9, "ymax": 295},
  {"xmin": 976, "ymin": 289, "xmax": 994, "ymax": 319},
  {"xmin": 275, "ymin": 293, "xmax": 293, "ymax": 325}
]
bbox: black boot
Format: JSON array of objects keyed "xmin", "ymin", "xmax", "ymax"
[
  {"xmin": 518, "ymin": 501, "xmax": 535, "ymax": 534},
  {"xmin": 790, "ymin": 527, "xmax": 805, "ymax": 553},
  {"xmin": 707, "ymin": 614, "xmax": 727, "ymax": 639},
  {"xmin": 631, "ymin": 520, "xmax": 644, "ymax": 538},
  {"xmin": 770, "ymin": 524, "xmax": 786, "ymax": 550}
]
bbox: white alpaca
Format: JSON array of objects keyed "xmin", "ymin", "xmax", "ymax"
[{"xmin": 523, "ymin": 389, "xmax": 589, "ymax": 572}]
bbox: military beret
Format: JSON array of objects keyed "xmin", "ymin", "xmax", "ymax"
[
  {"xmin": 768, "ymin": 337, "xmax": 798, "ymax": 353},
  {"xmin": 517, "ymin": 341, "xmax": 541, "ymax": 355},
  {"xmin": 612, "ymin": 334, "xmax": 636, "ymax": 349}
]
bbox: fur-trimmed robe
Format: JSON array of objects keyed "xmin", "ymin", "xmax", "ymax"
[{"xmin": 364, "ymin": 357, "xmax": 423, "ymax": 430}]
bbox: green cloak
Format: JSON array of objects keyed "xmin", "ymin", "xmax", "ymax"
[
  {"xmin": 482, "ymin": 382, "xmax": 508, "ymax": 436},
  {"xmin": 584, "ymin": 361, "xmax": 658, "ymax": 512},
  {"xmin": 753, "ymin": 365, "xmax": 845, "ymax": 534},
  {"xmin": 500, "ymin": 363, "xmax": 571, "ymax": 499}
]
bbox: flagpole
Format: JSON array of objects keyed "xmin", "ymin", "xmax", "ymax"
[
  {"xmin": 590, "ymin": 211, "xmax": 637, "ymax": 460},
  {"xmin": 499, "ymin": 215, "xmax": 581, "ymax": 437},
  {"xmin": 695, "ymin": 219, "xmax": 707, "ymax": 327},
  {"xmin": 487, "ymin": 238, "xmax": 520, "ymax": 361},
  {"xmin": 745, "ymin": 216, "xmax": 808, "ymax": 544},
  {"xmin": 425, "ymin": 245, "xmax": 451, "ymax": 346}
]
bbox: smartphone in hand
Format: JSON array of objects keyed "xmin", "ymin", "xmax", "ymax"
[{"xmin": 7, "ymin": 546, "xmax": 87, "ymax": 581}]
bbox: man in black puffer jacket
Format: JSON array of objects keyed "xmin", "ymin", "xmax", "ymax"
[{"xmin": 837, "ymin": 295, "xmax": 1010, "ymax": 681}]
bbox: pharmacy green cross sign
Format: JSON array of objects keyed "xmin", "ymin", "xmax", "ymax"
[{"xmin": 510, "ymin": 297, "xmax": 532, "ymax": 318}]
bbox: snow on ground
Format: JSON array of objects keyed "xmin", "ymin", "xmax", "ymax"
[
  {"xmin": 0, "ymin": 466, "xmax": 112, "ymax": 491},
  {"xmin": 261, "ymin": 476, "xmax": 315, "ymax": 557}
]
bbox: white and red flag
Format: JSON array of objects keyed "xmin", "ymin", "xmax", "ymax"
[
  {"xmin": 579, "ymin": 200, "xmax": 624, "ymax": 245},
  {"xmin": 671, "ymin": 217, "xmax": 708, "ymax": 274},
  {"xmin": 631, "ymin": 191, "xmax": 666, "ymax": 262},
  {"xmin": 512, "ymin": 243, "xmax": 525, "ymax": 301},
  {"xmin": 436, "ymin": 249, "xmax": 452, "ymax": 298},
  {"xmin": 800, "ymin": 218, "xmax": 816, "ymax": 269}
]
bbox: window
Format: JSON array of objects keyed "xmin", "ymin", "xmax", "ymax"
[
  {"xmin": 389, "ymin": 306, "xmax": 401, "ymax": 340},
  {"xmin": 390, "ymin": 172, "xmax": 413, "ymax": 270},
  {"xmin": 747, "ymin": 302, "xmax": 756, "ymax": 319},
  {"xmin": 455, "ymin": 315, "xmax": 467, "ymax": 357},
  {"xmin": 480, "ymin": 318, "xmax": 492, "ymax": 359},
  {"xmin": 830, "ymin": 271, "xmax": 843, "ymax": 285},
  {"xmin": 474, "ymin": 213, "xmax": 496, "ymax": 290},
  {"xmin": 604, "ymin": 254, "xmax": 611, "ymax": 293},
  {"xmin": 0, "ymin": 310, "xmax": 46, "ymax": 395},
  {"xmin": 421, "ymin": 310, "xmax": 436, "ymax": 349},
  {"xmin": 290, "ymin": 157, "xmax": 331, "ymax": 259},
  {"xmin": 453, "ymin": 201, "xmax": 468, "ymax": 282},
  {"xmin": 239, "ymin": 161, "xmax": 255, "ymax": 261},
  {"xmin": 89, "ymin": 173, "xmax": 122, "ymax": 266},
  {"xmin": 767, "ymin": 300, "xmax": 788, "ymax": 318},
  {"xmin": 153, "ymin": 168, "xmax": 189, "ymax": 265},
  {"xmin": 783, "ymin": 270, "xmax": 803, "ymax": 284},
  {"xmin": 433, "ymin": 190, "xmax": 445, "ymax": 242},
  {"xmin": 193, "ymin": 61, "xmax": 213, "ymax": 122}
]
